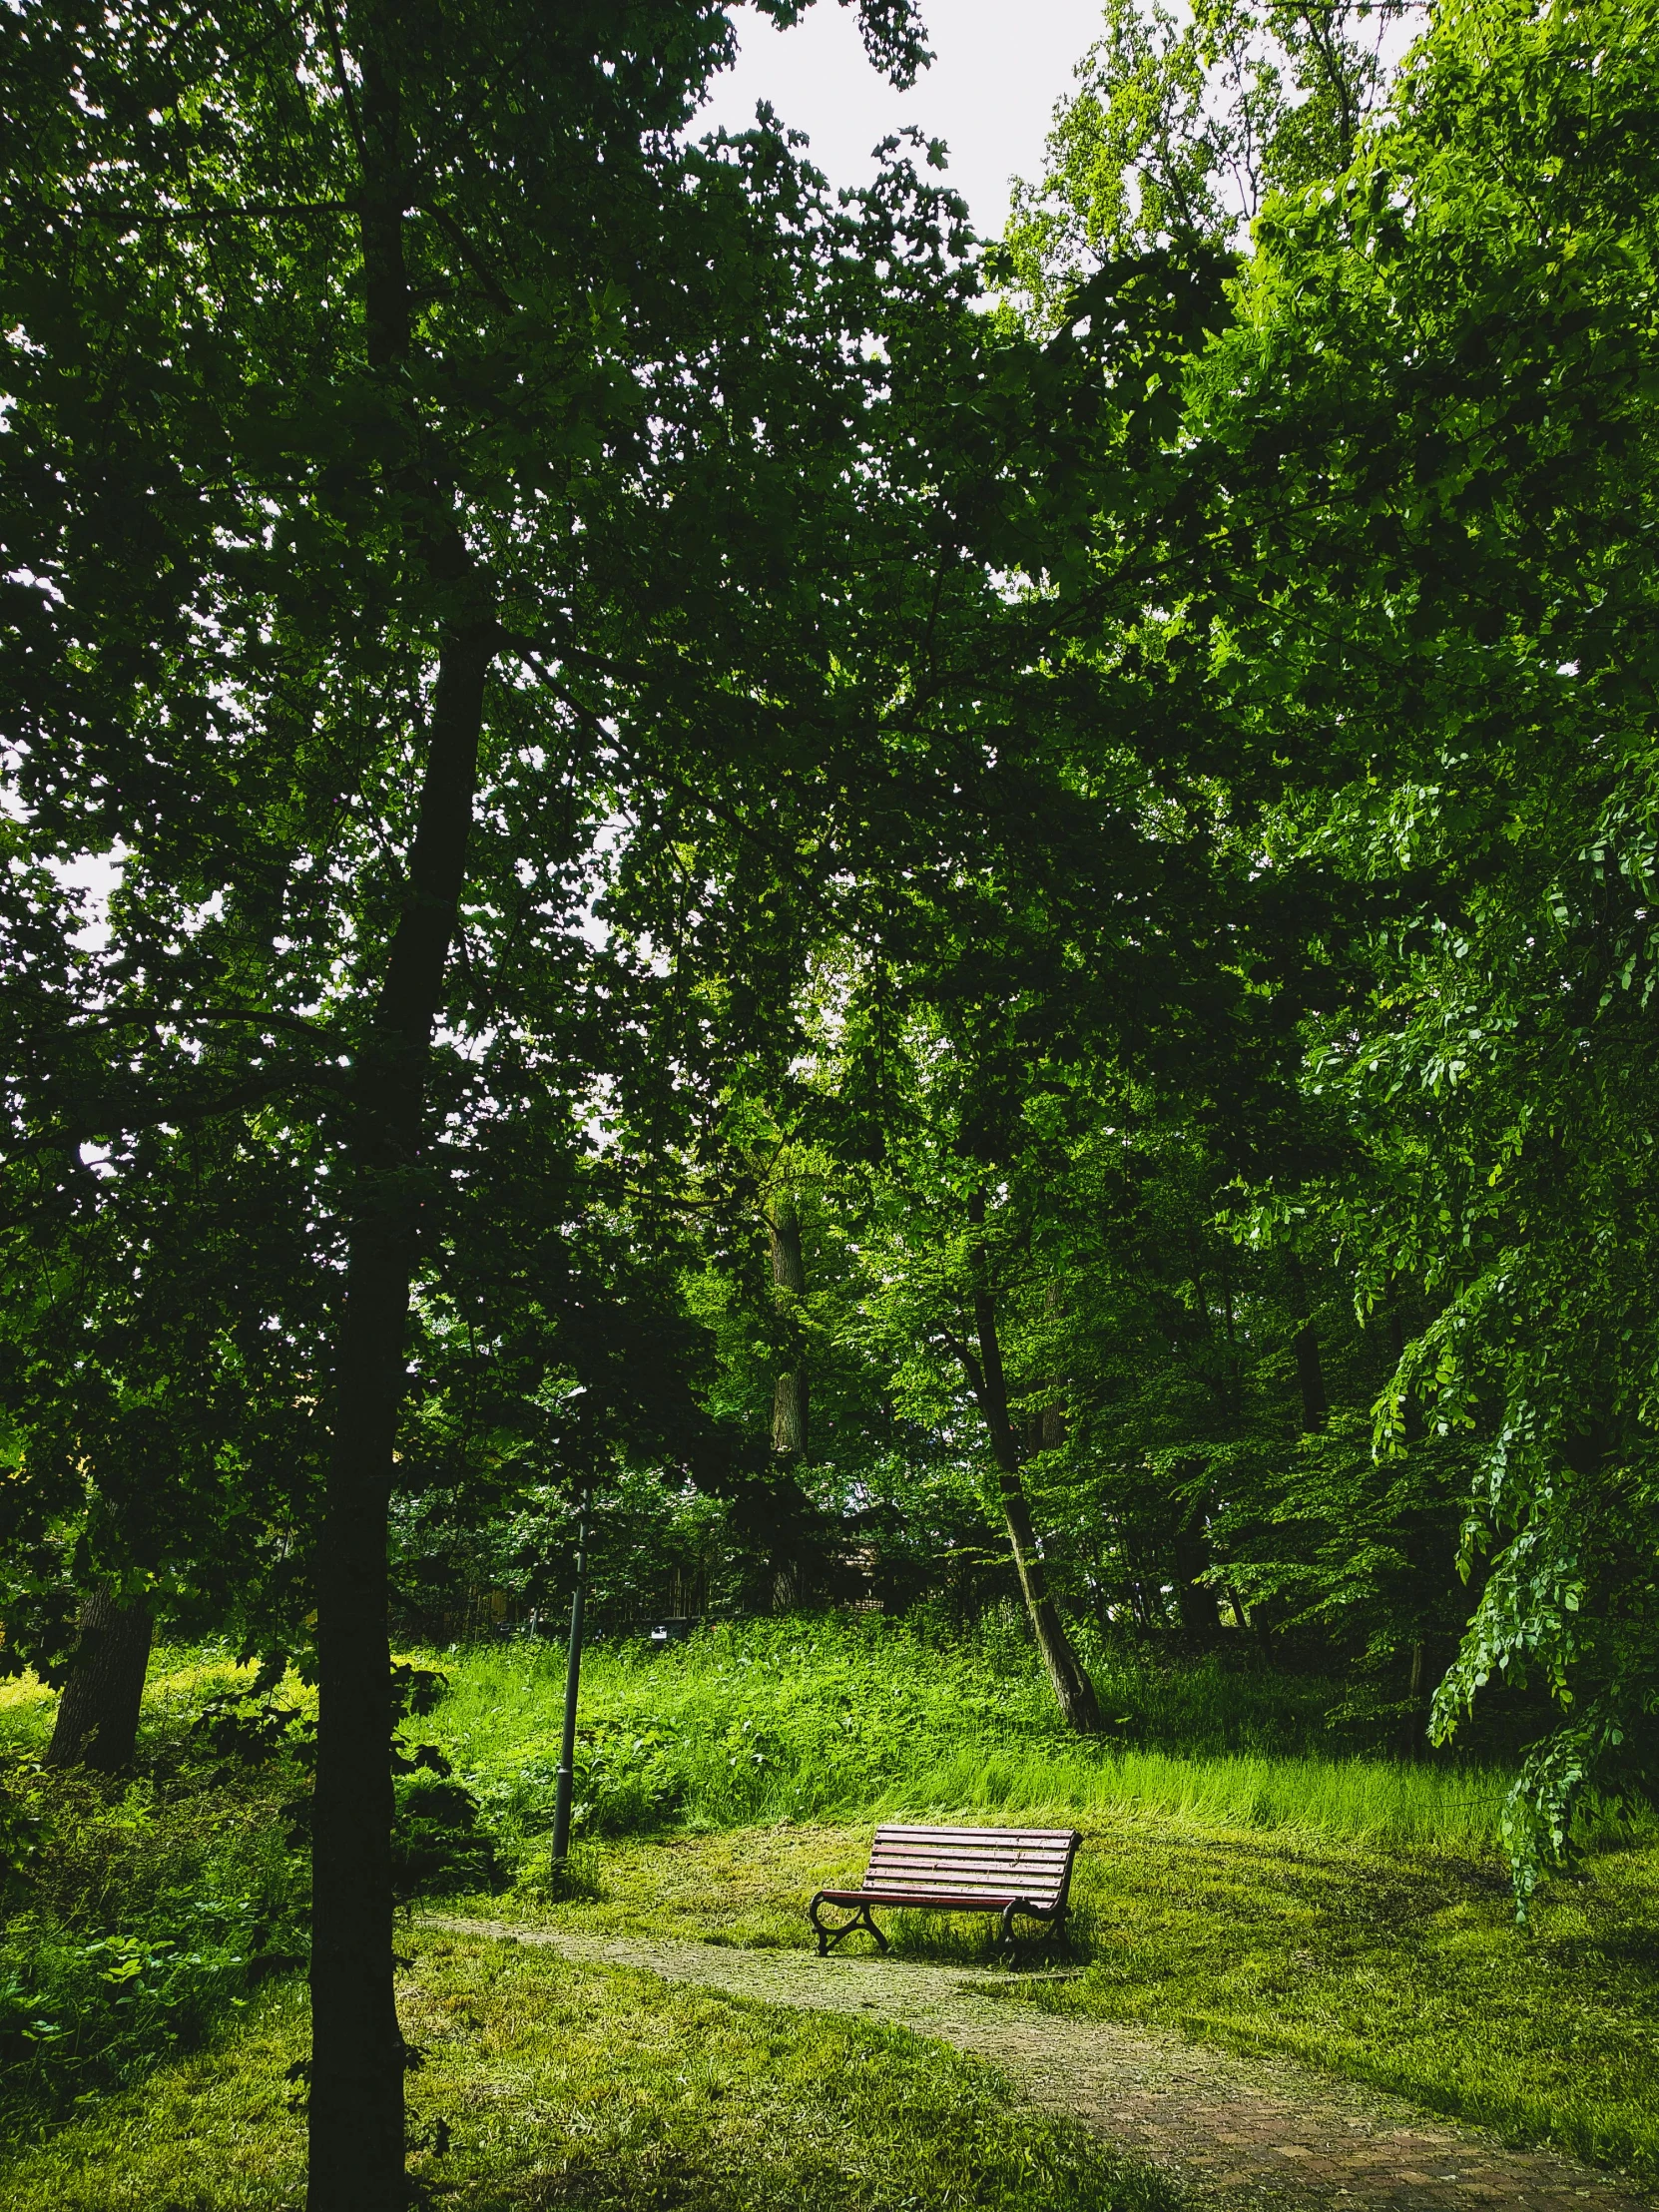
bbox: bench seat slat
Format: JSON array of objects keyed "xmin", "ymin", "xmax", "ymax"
[
  {"xmin": 875, "ymin": 1822, "xmax": 1083, "ymax": 1840},
  {"xmin": 863, "ymin": 1857, "xmax": 1071, "ymax": 1874},
  {"xmin": 867, "ymin": 1839, "xmax": 1075, "ymax": 1857},
  {"xmin": 861, "ymin": 1882, "xmax": 1065, "ymax": 1901},
  {"xmin": 866, "ymin": 1866, "xmax": 1071, "ymax": 1882},
  {"xmin": 817, "ymin": 1888, "xmax": 1062, "ymax": 1912},
  {"xmin": 872, "ymin": 1828, "xmax": 1077, "ymax": 1845},
  {"xmin": 867, "ymin": 1837, "xmax": 1076, "ymax": 1855},
  {"xmin": 866, "ymin": 1862, "xmax": 1069, "ymax": 1883},
  {"xmin": 862, "ymin": 1868, "xmax": 1069, "ymax": 1893}
]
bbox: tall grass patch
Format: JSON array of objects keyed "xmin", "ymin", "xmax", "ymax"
[{"xmin": 417, "ymin": 1614, "xmax": 1520, "ymax": 1863}]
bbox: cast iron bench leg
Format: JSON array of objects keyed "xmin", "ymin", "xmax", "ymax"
[
  {"xmin": 1000, "ymin": 1901, "xmax": 1069, "ymax": 1964},
  {"xmin": 810, "ymin": 1895, "xmax": 890, "ymax": 1956}
]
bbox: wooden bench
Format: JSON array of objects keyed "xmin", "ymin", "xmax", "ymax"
[{"xmin": 809, "ymin": 1824, "xmax": 1082, "ymax": 1959}]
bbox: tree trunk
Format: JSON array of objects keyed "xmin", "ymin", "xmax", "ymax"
[
  {"xmin": 1171, "ymin": 1497, "xmax": 1221, "ymax": 1647},
  {"xmin": 962, "ymin": 1196, "xmax": 1102, "ymax": 1733},
  {"xmin": 768, "ymin": 1195, "xmax": 809, "ymax": 1460},
  {"xmin": 45, "ymin": 1583, "xmax": 153, "ymax": 1771},
  {"xmin": 1286, "ymin": 1252, "xmax": 1328, "ymax": 1432},
  {"xmin": 304, "ymin": 28, "xmax": 497, "ymax": 2209},
  {"xmin": 306, "ymin": 619, "xmax": 493, "ymax": 2212},
  {"xmin": 1401, "ymin": 1636, "xmax": 1427, "ymax": 1760}
]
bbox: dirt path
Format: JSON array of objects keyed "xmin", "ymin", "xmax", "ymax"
[{"xmin": 427, "ymin": 1915, "xmax": 1653, "ymax": 2212}]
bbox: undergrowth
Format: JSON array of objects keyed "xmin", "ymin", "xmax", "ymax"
[{"xmin": 0, "ymin": 1652, "xmax": 493, "ymax": 2139}]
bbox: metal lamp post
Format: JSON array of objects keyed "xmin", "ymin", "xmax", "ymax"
[{"xmin": 550, "ymin": 1484, "xmax": 591, "ymax": 1871}]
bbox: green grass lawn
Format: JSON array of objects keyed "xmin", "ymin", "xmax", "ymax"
[
  {"xmin": 451, "ymin": 1812, "xmax": 1659, "ymax": 2186},
  {"xmin": 0, "ymin": 1927, "xmax": 1179, "ymax": 2212},
  {"xmin": 5, "ymin": 1624, "xmax": 1657, "ymax": 2201}
]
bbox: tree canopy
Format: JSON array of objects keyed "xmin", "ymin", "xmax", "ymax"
[{"xmin": 3, "ymin": 0, "xmax": 1657, "ymax": 2198}]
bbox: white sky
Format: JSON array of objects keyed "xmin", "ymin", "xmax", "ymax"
[{"xmin": 697, "ymin": 0, "xmax": 1108, "ymax": 242}]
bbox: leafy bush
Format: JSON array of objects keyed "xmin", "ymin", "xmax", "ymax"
[
  {"xmin": 0, "ymin": 1655, "xmax": 518, "ymax": 2137},
  {"xmin": 390, "ymin": 1771, "xmax": 497, "ymax": 1899},
  {"xmin": 0, "ymin": 1743, "xmax": 307, "ymax": 2133}
]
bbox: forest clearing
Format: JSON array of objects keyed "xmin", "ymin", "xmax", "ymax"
[
  {"xmin": 4, "ymin": 0, "xmax": 1658, "ymax": 2202},
  {"xmin": 1, "ymin": 1628, "xmax": 1656, "ymax": 2206}
]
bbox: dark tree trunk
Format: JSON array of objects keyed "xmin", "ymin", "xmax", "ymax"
[
  {"xmin": 304, "ymin": 29, "xmax": 497, "ymax": 2211},
  {"xmin": 306, "ymin": 620, "xmax": 493, "ymax": 2212},
  {"xmin": 768, "ymin": 1195, "xmax": 809, "ymax": 1460},
  {"xmin": 962, "ymin": 1197, "xmax": 1102, "ymax": 1734},
  {"xmin": 1171, "ymin": 1498, "xmax": 1221, "ymax": 1647},
  {"xmin": 1286, "ymin": 1252, "xmax": 1328, "ymax": 1433},
  {"xmin": 1401, "ymin": 1636, "xmax": 1428, "ymax": 1759},
  {"xmin": 45, "ymin": 1584, "xmax": 153, "ymax": 1771}
]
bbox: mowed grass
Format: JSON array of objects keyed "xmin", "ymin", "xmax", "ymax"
[
  {"xmin": 0, "ymin": 1927, "xmax": 1180, "ymax": 2212},
  {"xmin": 453, "ymin": 1815, "xmax": 1659, "ymax": 2185},
  {"xmin": 9, "ymin": 1623, "xmax": 1657, "ymax": 2196}
]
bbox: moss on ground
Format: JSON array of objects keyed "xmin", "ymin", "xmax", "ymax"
[{"xmin": 0, "ymin": 1928, "xmax": 1180, "ymax": 2212}]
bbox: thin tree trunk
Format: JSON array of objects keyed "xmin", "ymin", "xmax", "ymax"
[
  {"xmin": 306, "ymin": 617, "xmax": 493, "ymax": 2212},
  {"xmin": 962, "ymin": 1195, "xmax": 1101, "ymax": 1733},
  {"xmin": 768, "ymin": 1195, "xmax": 808, "ymax": 1459},
  {"xmin": 45, "ymin": 1583, "xmax": 153, "ymax": 1771},
  {"xmin": 305, "ymin": 621, "xmax": 493, "ymax": 2209},
  {"xmin": 1286, "ymin": 1252, "xmax": 1328, "ymax": 1433},
  {"xmin": 1401, "ymin": 1636, "xmax": 1427, "ymax": 1760}
]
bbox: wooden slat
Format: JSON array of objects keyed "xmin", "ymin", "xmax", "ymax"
[
  {"xmin": 862, "ymin": 1876, "xmax": 1057, "ymax": 1893},
  {"xmin": 865, "ymin": 1854, "xmax": 1069, "ymax": 1869},
  {"xmin": 866, "ymin": 1854, "xmax": 1071, "ymax": 1877},
  {"xmin": 862, "ymin": 1867, "xmax": 1070, "ymax": 1885},
  {"xmin": 864, "ymin": 1883, "xmax": 1065, "ymax": 1903},
  {"xmin": 873, "ymin": 1827, "xmax": 1078, "ymax": 1844},
  {"xmin": 867, "ymin": 1833, "xmax": 1076, "ymax": 1852},
  {"xmin": 868, "ymin": 1836, "xmax": 1076, "ymax": 1855},
  {"xmin": 818, "ymin": 1889, "xmax": 1055, "ymax": 1912},
  {"xmin": 866, "ymin": 1848, "xmax": 1073, "ymax": 1870}
]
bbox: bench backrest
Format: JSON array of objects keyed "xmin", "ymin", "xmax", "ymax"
[{"xmin": 862, "ymin": 1824, "xmax": 1081, "ymax": 1909}]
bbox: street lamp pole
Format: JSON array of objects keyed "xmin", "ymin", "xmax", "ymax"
[{"xmin": 550, "ymin": 1484, "xmax": 591, "ymax": 1870}]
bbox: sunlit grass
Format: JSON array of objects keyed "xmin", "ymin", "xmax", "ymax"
[
  {"xmin": 445, "ymin": 1815, "xmax": 1659, "ymax": 2185},
  {"xmin": 0, "ymin": 1670, "xmax": 54, "ymax": 1741},
  {"xmin": 879, "ymin": 1742, "xmax": 1512, "ymax": 1853},
  {"xmin": 0, "ymin": 1929, "xmax": 1180, "ymax": 2211},
  {"xmin": 412, "ymin": 1618, "xmax": 1522, "ymax": 1859}
]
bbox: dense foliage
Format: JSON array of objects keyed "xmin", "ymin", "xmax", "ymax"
[{"xmin": 3, "ymin": 0, "xmax": 1658, "ymax": 2196}]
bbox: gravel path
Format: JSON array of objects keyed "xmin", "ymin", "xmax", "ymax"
[{"xmin": 427, "ymin": 1914, "xmax": 1655, "ymax": 2212}]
